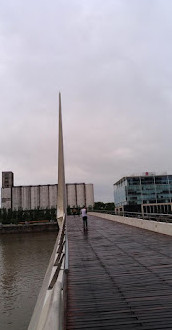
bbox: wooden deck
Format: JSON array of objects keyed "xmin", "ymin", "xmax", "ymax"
[{"xmin": 66, "ymin": 215, "xmax": 172, "ymax": 330}]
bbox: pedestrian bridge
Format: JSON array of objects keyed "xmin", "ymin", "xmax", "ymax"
[
  {"xmin": 66, "ymin": 214, "xmax": 172, "ymax": 330},
  {"xmin": 28, "ymin": 96, "xmax": 172, "ymax": 329},
  {"xmin": 29, "ymin": 213, "xmax": 172, "ymax": 330}
]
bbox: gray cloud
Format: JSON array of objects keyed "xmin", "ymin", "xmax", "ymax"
[{"xmin": 0, "ymin": 0, "xmax": 172, "ymax": 202}]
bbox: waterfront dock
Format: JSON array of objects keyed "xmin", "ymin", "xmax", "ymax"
[{"xmin": 0, "ymin": 221, "xmax": 58, "ymax": 234}]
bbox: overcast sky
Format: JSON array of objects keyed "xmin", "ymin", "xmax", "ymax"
[{"xmin": 0, "ymin": 0, "xmax": 172, "ymax": 202}]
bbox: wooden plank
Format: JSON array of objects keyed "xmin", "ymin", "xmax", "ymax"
[{"xmin": 66, "ymin": 215, "xmax": 172, "ymax": 330}]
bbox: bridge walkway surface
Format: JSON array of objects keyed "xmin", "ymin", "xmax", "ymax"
[{"xmin": 66, "ymin": 215, "xmax": 172, "ymax": 330}]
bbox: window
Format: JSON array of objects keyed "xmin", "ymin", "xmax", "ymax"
[
  {"xmin": 141, "ymin": 177, "xmax": 154, "ymax": 185},
  {"xmin": 155, "ymin": 176, "xmax": 168, "ymax": 184}
]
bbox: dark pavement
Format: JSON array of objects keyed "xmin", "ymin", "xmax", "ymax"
[{"xmin": 66, "ymin": 215, "xmax": 172, "ymax": 330}]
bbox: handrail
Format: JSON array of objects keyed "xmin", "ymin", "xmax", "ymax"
[
  {"xmin": 28, "ymin": 214, "xmax": 68, "ymax": 330},
  {"xmin": 91, "ymin": 210, "xmax": 172, "ymax": 223}
]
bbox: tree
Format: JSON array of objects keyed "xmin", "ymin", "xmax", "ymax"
[
  {"xmin": 104, "ymin": 203, "xmax": 115, "ymax": 210},
  {"xmin": 93, "ymin": 202, "xmax": 115, "ymax": 211},
  {"xmin": 94, "ymin": 202, "xmax": 105, "ymax": 210}
]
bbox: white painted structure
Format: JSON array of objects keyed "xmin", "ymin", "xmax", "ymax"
[
  {"xmin": 1, "ymin": 173, "xmax": 94, "ymax": 210},
  {"xmin": 90, "ymin": 212, "xmax": 172, "ymax": 237},
  {"xmin": 1, "ymin": 182, "xmax": 94, "ymax": 210},
  {"xmin": 57, "ymin": 92, "xmax": 66, "ymax": 226},
  {"xmin": 28, "ymin": 92, "xmax": 68, "ymax": 329}
]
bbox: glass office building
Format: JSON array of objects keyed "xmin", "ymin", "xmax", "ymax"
[{"xmin": 114, "ymin": 174, "xmax": 172, "ymax": 214}]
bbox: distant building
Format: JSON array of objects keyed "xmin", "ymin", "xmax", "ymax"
[
  {"xmin": 1, "ymin": 172, "xmax": 94, "ymax": 210},
  {"xmin": 114, "ymin": 172, "xmax": 172, "ymax": 214}
]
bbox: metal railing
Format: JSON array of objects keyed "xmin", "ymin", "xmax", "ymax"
[
  {"xmin": 91, "ymin": 210, "xmax": 172, "ymax": 223},
  {"xmin": 28, "ymin": 214, "xmax": 68, "ymax": 330}
]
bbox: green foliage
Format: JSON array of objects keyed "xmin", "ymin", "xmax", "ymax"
[
  {"xmin": 0, "ymin": 207, "xmax": 57, "ymax": 224},
  {"xmin": 67, "ymin": 206, "xmax": 81, "ymax": 215},
  {"xmin": 67, "ymin": 206, "xmax": 71, "ymax": 215},
  {"xmin": 94, "ymin": 202, "xmax": 105, "ymax": 210},
  {"xmin": 93, "ymin": 202, "xmax": 115, "ymax": 211},
  {"xmin": 104, "ymin": 202, "xmax": 115, "ymax": 210}
]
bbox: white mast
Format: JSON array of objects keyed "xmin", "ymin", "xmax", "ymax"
[{"xmin": 57, "ymin": 92, "xmax": 66, "ymax": 227}]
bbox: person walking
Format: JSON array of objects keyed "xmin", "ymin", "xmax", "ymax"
[{"xmin": 81, "ymin": 206, "xmax": 88, "ymax": 231}]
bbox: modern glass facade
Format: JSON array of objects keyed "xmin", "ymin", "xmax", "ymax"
[{"xmin": 114, "ymin": 175, "xmax": 172, "ymax": 208}]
